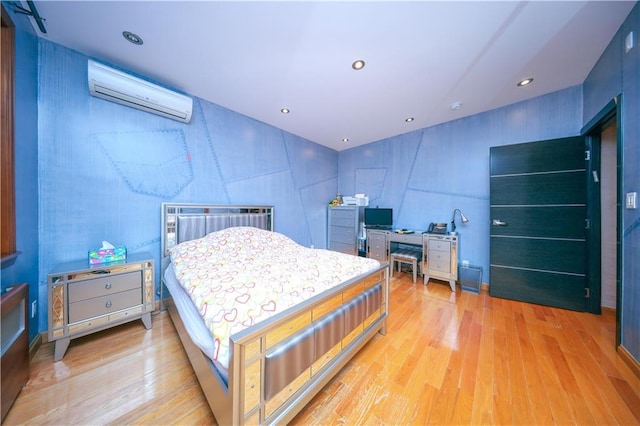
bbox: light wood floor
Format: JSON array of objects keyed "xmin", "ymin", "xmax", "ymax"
[{"xmin": 4, "ymin": 273, "xmax": 640, "ymax": 425}]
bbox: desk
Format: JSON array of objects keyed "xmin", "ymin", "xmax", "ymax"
[
  {"xmin": 365, "ymin": 230, "xmax": 458, "ymax": 291},
  {"xmin": 366, "ymin": 230, "xmax": 425, "ymax": 281},
  {"xmin": 388, "ymin": 232, "xmax": 424, "ymax": 283}
]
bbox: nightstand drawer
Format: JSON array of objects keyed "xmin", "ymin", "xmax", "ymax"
[
  {"xmin": 429, "ymin": 258, "xmax": 450, "ymax": 273},
  {"xmin": 429, "ymin": 240, "xmax": 451, "ymax": 253},
  {"xmin": 69, "ymin": 288, "xmax": 142, "ymax": 323},
  {"xmin": 68, "ymin": 271, "xmax": 141, "ymax": 303},
  {"xmin": 429, "ymin": 249, "xmax": 450, "ymax": 264}
]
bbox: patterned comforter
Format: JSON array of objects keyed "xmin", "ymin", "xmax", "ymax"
[{"xmin": 169, "ymin": 226, "xmax": 380, "ymax": 368}]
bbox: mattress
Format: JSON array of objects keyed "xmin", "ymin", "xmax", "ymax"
[
  {"xmin": 167, "ymin": 226, "xmax": 380, "ymax": 371},
  {"xmin": 164, "ymin": 264, "xmax": 228, "ymax": 383}
]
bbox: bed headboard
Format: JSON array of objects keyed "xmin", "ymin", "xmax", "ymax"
[{"xmin": 161, "ymin": 203, "xmax": 274, "ymax": 271}]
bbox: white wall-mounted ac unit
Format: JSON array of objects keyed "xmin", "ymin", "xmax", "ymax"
[{"xmin": 88, "ymin": 60, "xmax": 193, "ymax": 123}]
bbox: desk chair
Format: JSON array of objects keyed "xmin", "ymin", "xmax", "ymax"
[{"xmin": 390, "ymin": 248, "xmax": 420, "ymax": 283}]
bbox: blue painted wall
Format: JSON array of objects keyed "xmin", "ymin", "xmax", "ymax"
[
  {"xmin": 339, "ymin": 87, "xmax": 582, "ymax": 288},
  {"xmin": 0, "ymin": 4, "xmax": 40, "ymax": 343},
  {"xmin": 36, "ymin": 40, "xmax": 337, "ymax": 334},
  {"xmin": 584, "ymin": 3, "xmax": 640, "ymax": 363}
]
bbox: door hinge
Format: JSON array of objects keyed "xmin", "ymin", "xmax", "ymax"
[
  {"xmin": 585, "ymin": 288, "xmax": 590, "ymax": 298},
  {"xmin": 585, "ymin": 219, "xmax": 590, "ymax": 230},
  {"xmin": 585, "ymin": 150, "xmax": 590, "ymax": 161}
]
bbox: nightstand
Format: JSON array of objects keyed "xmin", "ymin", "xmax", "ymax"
[
  {"xmin": 47, "ymin": 253, "xmax": 154, "ymax": 361},
  {"xmin": 424, "ymin": 234, "xmax": 458, "ymax": 291}
]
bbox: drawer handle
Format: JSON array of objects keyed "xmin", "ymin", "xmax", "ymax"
[
  {"xmin": 105, "ymin": 283, "xmax": 112, "ymax": 289},
  {"xmin": 105, "ymin": 301, "xmax": 112, "ymax": 308}
]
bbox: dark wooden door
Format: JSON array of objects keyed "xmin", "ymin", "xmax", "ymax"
[{"xmin": 489, "ymin": 137, "xmax": 588, "ymax": 311}]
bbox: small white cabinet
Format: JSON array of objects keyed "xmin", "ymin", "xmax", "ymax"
[
  {"xmin": 48, "ymin": 253, "xmax": 154, "ymax": 361},
  {"xmin": 423, "ymin": 234, "xmax": 458, "ymax": 291}
]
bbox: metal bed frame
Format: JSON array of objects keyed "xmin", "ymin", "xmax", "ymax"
[{"xmin": 160, "ymin": 203, "xmax": 389, "ymax": 425}]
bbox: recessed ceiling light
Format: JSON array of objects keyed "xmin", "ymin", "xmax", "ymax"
[
  {"xmin": 517, "ymin": 78, "xmax": 534, "ymax": 87},
  {"xmin": 352, "ymin": 60, "xmax": 365, "ymax": 70},
  {"xmin": 450, "ymin": 102, "xmax": 462, "ymax": 110},
  {"xmin": 122, "ymin": 31, "xmax": 143, "ymax": 45},
  {"xmin": 405, "ymin": 117, "xmax": 414, "ymax": 122},
  {"xmin": 342, "ymin": 138, "xmax": 350, "ymax": 143},
  {"xmin": 280, "ymin": 108, "xmax": 290, "ymax": 114}
]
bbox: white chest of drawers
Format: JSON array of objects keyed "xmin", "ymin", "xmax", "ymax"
[
  {"xmin": 327, "ymin": 206, "xmax": 364, "ymax": 256},
  {"xmin": 47, "ymin": 253, "xmax": 154, "ymax": 361},
  {"xmin": 424, "ymin": 234, "xmax": 458, "ymax": 291}
]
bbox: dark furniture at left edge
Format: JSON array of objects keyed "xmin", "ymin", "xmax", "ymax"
[{"xmin": 1, "ymin": 283, "xmax": 29, "ymax": 422}]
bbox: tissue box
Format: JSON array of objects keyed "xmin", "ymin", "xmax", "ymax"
[{"xmin": 88, "ymin": 246, "xmax": 127, "ymax": 265}]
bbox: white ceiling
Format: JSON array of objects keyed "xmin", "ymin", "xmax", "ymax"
[{"xmin": 22, "ymin": 1, "xmax": 636, "ymax": 151}]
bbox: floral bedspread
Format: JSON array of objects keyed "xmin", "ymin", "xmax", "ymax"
[{"xmin": 169, "ymin": 226, "xmax": 380, "ymax": 368}]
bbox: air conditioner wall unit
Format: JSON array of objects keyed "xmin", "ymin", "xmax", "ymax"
[{"xmin": 88, "ymin": 60, "xmax": 193, "ymax": 123}]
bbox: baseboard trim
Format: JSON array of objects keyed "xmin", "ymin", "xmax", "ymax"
[
  {"xmin": 28, "ymin": 333, "xmax": 45, "ymax": 361},
  {"xmin": 618, "ymin": 344, "xmax": 640, "ymax": 380},
  {"xmin": 601, "ymin": 306, "xmax": 616, "ymax": 314}
]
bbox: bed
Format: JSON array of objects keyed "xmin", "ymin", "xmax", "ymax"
[{"xmin": 160, "ymin": 203, "xmax": 389, "ymax": 425}]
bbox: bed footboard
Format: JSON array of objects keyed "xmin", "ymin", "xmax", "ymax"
[
  {"xmin": 229, "ymin": 264, "xmax": 388, "ymax": 425},
  {"xmin": 166, "ymin": 264, "xmax": 388, "ymax": 425}
]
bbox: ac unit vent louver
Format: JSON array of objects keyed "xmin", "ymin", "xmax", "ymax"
[{"xmin": 88, "ymin": 60, "xmax": 192, "ymax": 123}]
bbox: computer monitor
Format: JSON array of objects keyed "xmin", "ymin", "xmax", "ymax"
[{"xmin": 364, "ymin": 207, "xmax": 393, "ymax": 229}]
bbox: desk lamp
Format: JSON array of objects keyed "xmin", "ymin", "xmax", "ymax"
[{"xmin": 450, "ymin": 209, "xmax": 469, "ymax": 234}]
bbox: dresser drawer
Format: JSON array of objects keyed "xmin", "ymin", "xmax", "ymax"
[
  {"xmin": 329, "ymin": 208, "xmax": 356, "ymax": 219},
  {"xmin": 329, "ymin": 225, "xmax": 356, "ymax": 244},
  {"xmin": 328, "ymin": 241, "xmax": 356, "ymax": 255},
  {"xmin": 69, "ymin": 288, "xmax": 142, "ymax": 323},
  {"xmin": 329, "ymin": 209, "xmax": 356, "ymax": 227},
  {"xmin": 429, "ymin": 239, "xmax": 451, "ymax": 253},
  {"xmin": 68, "ymin": 271, "xmax": 141, "ymax": 303}
]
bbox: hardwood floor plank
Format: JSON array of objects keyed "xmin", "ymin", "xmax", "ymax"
[
  {"xmin": 5, "ymin": 273, "xmax": 639, "ymax": 426},
  {"xmin": 531, "ymin": 333, "xmax": 577, "ymax": 425},
  {"xmin": 512, "ymin": 311, "xmax": 555, "ymax": 425},
  {"xmin": 492, "ymin": 328, "xmax": 513, "ymax": 425},
  {"xmin": 470, "ymin": 305, "xmax": 494, "ymax": 425},
  {"xmin": 552, "ymin": 310, "xmax": 637, "ymax": 425},
  {"xmin": 409, "ymin": 383, "xmax": 439, "ymax": 425},
  {"xmin": 504, "ymin": 315, "xmax": 535, "ymax": 425},
  {"xmin": 608, "ymin": 375, "xmax": 640, "ymax": 424}
]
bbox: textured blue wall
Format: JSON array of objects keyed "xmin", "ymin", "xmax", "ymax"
[
  {"xmin": 36, "ymin": 40, "xmax": 338, "ymax": 333},
  {"xmin": 584, "ymin": 3, "xmax": 640, "ymax": 363},
  {"xmin": 0, "ymin": 4, "xmax": 40, "ymax": 343},
  {"xmin": 339, "ymin": 87, "xmax": 582, "ymax": 283}
]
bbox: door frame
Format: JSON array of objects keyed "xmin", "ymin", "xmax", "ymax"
[{"xmin": 582, "ymin": 95, "xmax": 622, "ymax": 344}]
